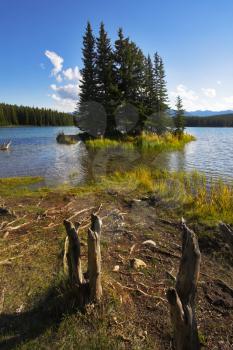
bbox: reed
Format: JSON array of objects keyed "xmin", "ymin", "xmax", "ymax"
[{"xmin": 85, "ymin": 132, "xmax": 196, "ymax": 152}]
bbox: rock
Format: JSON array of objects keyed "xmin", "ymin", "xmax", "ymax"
[
  {"xmin": 142, "ymin": 240, "xmax": 157, "ymax": 248},
  {"xmin": 113, "ymin": 265, "xmax": 120, "ymax": 272},
  {"xmin": 130, "ymin": 258, "xmax": 147, "ymax": 269}
]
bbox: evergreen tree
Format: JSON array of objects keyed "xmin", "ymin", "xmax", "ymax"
[
  {"xmin": 158, "ymin": 56, "xmax": 169, "ymax": 111},
  {"xmin": 153, "ymin": 52, "xmax": 169, "ymax": 113},
  {"xmin": 96, "ymin": 22, "xmax": 117, "ymax": 135},
  {"xmin": 0, "ymin": 103, "xmax": 73, "ymax": 126},
  {"xmin": 79, "ymin": 22, "xmax": 97, "ymax": 103},
  {"xmin": 174, "ymin": 96, "xmax": 185, "ymax": 135},
  {"xmin": 144, "ymin": 54, "xmax": 155, "ymax": 115}
]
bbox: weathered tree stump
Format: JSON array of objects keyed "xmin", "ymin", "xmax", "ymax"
[
  {"xmin": 63, "ymin": 214, "xmax": 102, "ymax": 305},
  {"xmin": 167, "ymin": 218, "xmax": 201, "ymax": 350},
  {"xmin": 63, "ymin": 220, "xmax": 83, "ymax": 285},
  {"xmin": 88, "ymin": 214, "xmax": 102, "ymax": 302}
]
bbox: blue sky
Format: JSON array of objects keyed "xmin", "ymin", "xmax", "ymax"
[{"xmin": 0, "ymin": 0, "xmax": 233, "ymax": 112}]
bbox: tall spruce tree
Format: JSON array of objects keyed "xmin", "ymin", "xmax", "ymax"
[
  {"xmin": 144, "ymin": 54, "xmax": 155, "ymax": 115},
  {"xmin": 158, "ymin": 56, "xmax": 169, "ymax": 111},
  {"xmin": 96, "ymin": 22, "xmax": 117, "ymax": 136},
  {"xmin": 79, "ymin": 22, "xmax": 97, "ymax": 103},
  {"xmin": 153, "ymin": 52, "xmax": 169, "ymax": 113},
  {"xmin": 174, "ymin": 96, "xmax": 185, "ymax": 135}
]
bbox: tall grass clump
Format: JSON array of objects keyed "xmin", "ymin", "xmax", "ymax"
[
  {"xmin": 85, "ymin": 132, "xmax": 195, "ymax": 152},
  {"xmin": 86, "ymin": 138, "xmax": 135, "ymax": 150},
  {"xmin": 99, "ymin": 166, "xmax": 233, "ymax": 224},
  {"xmin": 135, "ymin": 132, "xmax": 196, "ymax": 152}
]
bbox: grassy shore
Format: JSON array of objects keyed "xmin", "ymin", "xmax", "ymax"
[
  {"xmin": 0, "ymin": 171, "xmax": 232, "ymax": 349},
  {"xmin": 86, "ymin": 132, "xmax": 196, "ymax": 152}
]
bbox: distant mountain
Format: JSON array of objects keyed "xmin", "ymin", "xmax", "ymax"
[{"xmin": 185, "ymin": 110, "xmax": 233, "ymax": 117}]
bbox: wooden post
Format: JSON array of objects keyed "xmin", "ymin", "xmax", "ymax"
[
  {"xmin": 88, "ymin": 214, "xmax": 102, "ymax": 302},
  {"xmin": 167, "ymin": 218, "xmax": 201, "ymax": 350},
  {"xmin": 63, "ymin": 220, "xmax": 83, "ymax": 285}
]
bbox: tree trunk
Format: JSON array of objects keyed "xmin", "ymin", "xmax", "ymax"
[
  {"xmin": 167, "ymin": 218, "xmax": 201, "ymax": 350},
  {"xmin": 63, "ymin": 220, "xmax": 83, "ymax": 285},
  {"xmin": 63, "ymin": 214, "xmax": 103, "ymax": 305},
  {"xmin": 88, "ymin": 214, "xmax": 102, "ymax": 302}
]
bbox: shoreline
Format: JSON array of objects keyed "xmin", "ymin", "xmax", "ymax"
[{"xmin": 0, "ymin": 170, "xmax": 232, "ymax": 349}]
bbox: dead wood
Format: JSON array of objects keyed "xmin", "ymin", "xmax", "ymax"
[
  {"xmin": 166, "ymin": 218, "xmax": 201, "ymax": 350},
  {"xmin": 63, "ymin": 220, "xmax": 83, "ymax": 285},
  {"xmin": 0, "ymin": 288, "xmax": 6, "ymax": 314},
  {"xmin": 0, "ymin": 254, "xmax": 24, "ymax": 266},
  {"xmin": 219, "ymin": 222, "xmax": 233, "ymax": 246},
  {"xmin": 63, "ymin": 214, "xmax": 103, "ymax": 305},
  {"xmin": 88, "ymin": 214, "xmax": 102, "ymax": 302}
]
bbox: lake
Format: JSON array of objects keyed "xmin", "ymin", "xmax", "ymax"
[{"xmin": 0, "ymin": 126, "xmax": 233, "ymax": 185}]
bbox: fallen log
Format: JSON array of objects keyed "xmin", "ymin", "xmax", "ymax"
[{"xmin": 166, "ymin": 218, "xmax": 201, "ymax": 350}]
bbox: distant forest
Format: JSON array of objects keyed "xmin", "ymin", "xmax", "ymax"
[
  {"xmin": 0, "ymin": 103, "xmax": 74, "ymax": 126},
  {"xmin": 185, "ymin": 114, "xmax": 233, "ymax": 127}
]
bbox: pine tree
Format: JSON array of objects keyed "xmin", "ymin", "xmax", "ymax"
[
  {"xmin": 79, "ymin": 22, "xmax": 97, "ymax": 103},
  {"xmin": 174, "ymin": 96, "xmax": 185, "ymax": 135},
  {"xmin": 144, "ymin": 54, "xmax": 155, "ymax": 115},
  {"xmin": 153, "ymin": 52, "xmax": 169, "ymax": 113},
  {"xmin": 96, "ymin": 22, "xmax": 117, "ymax": 136},
  {"xmin": 114, "ymin": 28, "xmax": 127, "ymax": 101},
  {"xmin": 158, "ymin": 56, "xmax": 169, "ymax": 111}
]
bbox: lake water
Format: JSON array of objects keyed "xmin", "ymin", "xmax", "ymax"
[{"xmin": 0, "ymin": 127, "xmax": 233, "ymax": 185}]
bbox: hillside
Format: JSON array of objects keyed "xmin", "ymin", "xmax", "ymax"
[
  {"xmin": 0, "ymin": 103, "xmax": 74, "ymax": 127},
  {"xmin": 185, "ymin": 114, "xmax": 233, "ymax": 127}
]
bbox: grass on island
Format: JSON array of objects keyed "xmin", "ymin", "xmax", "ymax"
[{"xmin": 85, "ymin": 132, "xmax": 196, "ymax": 152}]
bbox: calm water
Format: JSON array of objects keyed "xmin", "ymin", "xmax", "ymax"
[{"xmin": 0, "ymin": 127, "xmax": 233, "ymax": 185}]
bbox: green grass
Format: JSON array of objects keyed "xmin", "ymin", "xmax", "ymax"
[
  {"xmin": 0, "ymin": 176, "xmax": 46, "ymax": 197},
  {"xmin": 85, "ymin": 132, "xmax": 196, "ymax": 152},
  {"xmin": 97, "ymin": 167, "xmax": 233, "ymax": 224}
]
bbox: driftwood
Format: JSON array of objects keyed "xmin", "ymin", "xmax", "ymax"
[
  {"xmin": 166, "ymin": 218, "xmax": 201, "ymax": 350},
  {"xmin": 63, "ymin": 213, "xmax": 102, "ymax": 305}
]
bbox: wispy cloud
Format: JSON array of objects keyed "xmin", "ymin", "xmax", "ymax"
[
  {"xmin": 201, "ymin": 88, "xmax": 216, "ymax": 98},
  {"xmin": 44, "ymin": 50, "xmax": 82, "ymax": 112},
  {"xmin": 63, "ymin": 66, "xmax": 81, "ymax": 81},
  {"xmin": 45, "ymin": 50, "xmax": 64, "ymax": 76},
  {"xmin": 170, "ymin": 84, "xmax": 233, "ymax": 111}
]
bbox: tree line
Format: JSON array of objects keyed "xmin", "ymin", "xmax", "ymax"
[
  {"xmin": 76, "ymin": 22, "xmax": 185, "ymax": 137},
  {"xmin": 185, "ymin": 114, "xmax": 233, "ymax": 127},
  {"xmin": 0, "ymin": 103, "xmax": 74, "ymax": 127}
]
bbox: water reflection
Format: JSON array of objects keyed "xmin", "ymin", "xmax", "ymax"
[{"xmin": 0, "ymin": 127, "xmax": 233, "ymax": 185}]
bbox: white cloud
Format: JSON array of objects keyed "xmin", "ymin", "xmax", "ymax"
[
  {"xmin": 201, "ymin": 88, "xmax": 216, "ymax": 98},
  {"xmin": 50, "ymin": 83, "xmax": 80, "ymax": 101},
  {"xmin": 170, "ymin": 84, "xmax": 233, "ymax": 112},
  {"xmin": 50, "ymin": 94, "xmax": 76, "ymax": 112},
  {"xmin": 217, "ymin": 80, "xmax": 222, "ymax": 85},
  {"xmin": 63, "ymin": 66, "xmax": 81, "ymax": 81},
  {"xmin": 223, "ymin": 96, "xmax": 233, "ymax": 104},
  {"xmin": 44, "ymin": 50, "xmax": 83, "ymax": 112},
  {"xmin": 56, "ymin": 74, "xmax": 63, "ymax": 83},
  {"xmin": 45, "ymin": 50, "xmax": 64, "ymax": 76},
  {"xmin": 171, "ymin": 84, "xmax": 199, "ymax": 101}
]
